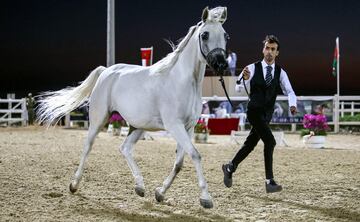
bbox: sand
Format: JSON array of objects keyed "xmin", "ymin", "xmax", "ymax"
[{"xmin": 0, "ymin": 126, "xmax": 359, "ymax": 221}]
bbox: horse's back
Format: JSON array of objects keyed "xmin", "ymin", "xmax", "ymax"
[
  {"xmin": 92, "ymin": 64, "xmax": 150, "ymax": 94},
  {"xmin": 97, "ymin": 64, "xmax": 147, "ymax": 79},
  {"xmin": 89, "ymin": 63, "xmax": 148, "ymax": 107},
  {"xmin": 90, "ymin": 63, "xmax": 163, "ymax": 129}
]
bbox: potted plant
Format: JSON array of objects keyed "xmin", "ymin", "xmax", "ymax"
[
  {"xmin": 109, "ymin": 112, "xmax": 123, "ymax": 136},
  {"xmin": 194, "ymin": 119, "xmax": 210, "ymax": 143},
  {"xmin": 301, "ymin": 114, "xmax": 330, "ymax": 148}
]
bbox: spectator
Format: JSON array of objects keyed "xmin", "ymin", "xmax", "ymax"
[
  {"xmin": 26, "ymin": 93, "xmax": 35, "ymax": 125},
  {"xmin": 226, "ymin": 49, "xmax": 237, "ymax": 76}
]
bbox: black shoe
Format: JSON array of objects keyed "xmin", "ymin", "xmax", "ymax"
[
  {"xmin": 265, "ymin": 179, "xmax": 282, "ymax": 193},
  {"xmin": 222, "ymin": 163, "xmax": 234, "ymax": 188}
]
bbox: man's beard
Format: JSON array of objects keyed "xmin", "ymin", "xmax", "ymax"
[{"xmin": 265, "ymin": 54, "xmax": 273, "ymax": 62}]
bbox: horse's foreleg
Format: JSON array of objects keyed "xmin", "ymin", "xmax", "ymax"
[
  {"xmin": 120, "ymin": 128, "xmax": 145, "ymax": 197},
  {"xmin": 155, "ymin": 144, "xmax": 185, "ymax": 202},
  {"xmin": 166, "ymin": 124, "xmax": 213, "ymax": 208}
]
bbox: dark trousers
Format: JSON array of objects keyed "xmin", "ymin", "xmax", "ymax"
[{"xmin": 231, "ymin": 108, "xmax": 276, "ymax": 179}]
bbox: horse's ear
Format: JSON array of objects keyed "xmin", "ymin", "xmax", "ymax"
[
  {"xmin": 202, "ymin": 6, "xmax": 209, "ymax": 22},
  {"xmin": 220, "ymin": 7, "xmax": 227, "ymax": 24}
]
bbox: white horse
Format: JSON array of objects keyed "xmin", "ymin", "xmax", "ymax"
[{"xmin": 37, "ymin": 6, "xmax": 229, "ymax": 208}]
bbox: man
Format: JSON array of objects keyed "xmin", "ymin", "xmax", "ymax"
[
  {"xmin": 226, "ymin": 49, "xmax": 237, "ymax": 76},
  {"xmin": 26, "ymin": 93, "xmax": 35, "ymax": 125},
  {"xmin": 222, "ymin": 35, "xmax": 297, "ymax": 193}
]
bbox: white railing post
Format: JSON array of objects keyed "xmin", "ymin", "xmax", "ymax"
[
  {"xmin": 7, "ymin": 94, "xmax": 16, "ymax": 126},
  {"xmin": 7, "ymin": 96, "xmax": 12, "ymax": 126},
  {"xmin": 334, "ymin": 94, "xmax": 340, "ymax": 133},
  {"xmin": 21, "ymin": 99, "xmax": 26, "ymax": 126},
  {"xmin": 65, "ymin": 113, "xmax": 70, "ymax": 128}
]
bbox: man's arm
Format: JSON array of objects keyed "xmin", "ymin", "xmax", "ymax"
[
  {"xmin": 235, "ymin": 64, "xmax": 254, "ymax": 94},
  {"xmin": 279, "ymin": 70, "xmax": 297, "ymax": 115}
]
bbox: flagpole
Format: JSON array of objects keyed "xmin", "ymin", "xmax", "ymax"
[
  {"xmin": 335, "ymin": 37, "xmax": 340, "ymax": 133},
  {"xmin": 107, "ymin": 0, "xmax": 115, "ymax": 67},
  {"xmin": 337, "ymin": 37, "xmax": 340, "ymax": 96}
]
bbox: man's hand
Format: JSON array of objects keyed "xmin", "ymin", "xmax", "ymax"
[
  {"xmin": 290, "ymin": 106, "xmax": 297, "ymax": 115},
  {"xmin": 242, "ymin": 67, "xmax": 250, "ymax": 80}
]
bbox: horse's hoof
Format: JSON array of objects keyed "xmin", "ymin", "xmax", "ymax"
[
  {"xmin": 200, "ymin": 198, "xmax": 213, "ymax": 209},
  {"xmin": 135, "ymin": 186, "xmax": 145, "ymax": 197},
  {"xmin": 69, "ymin": 183, "xmax": 77, "ymax": 193},
  {"xmin": 155, "ymin": 187, "xmax": 164, "ymax": 202}
]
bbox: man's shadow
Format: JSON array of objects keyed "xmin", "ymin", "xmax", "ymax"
[{"xmin": 247, "ymin": 194, "xmax": 359, "ymax": 222}]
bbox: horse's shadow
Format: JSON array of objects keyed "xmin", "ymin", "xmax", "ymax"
[
  {"xmin": 247, "ymin": 194, "xmax": 360, "ymax": 222},
  {"xmin": 73, "ymin": 193, "xmax": 227, "ymax": 222}
]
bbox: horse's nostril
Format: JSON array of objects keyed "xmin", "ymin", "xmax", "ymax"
[
  {"xmin": 206, "ymin": 48, "xmax": 228, "ymax": 74},
  {"xmin": 218, "ymin": 62, "xmax": 228, "ymax": 70}
]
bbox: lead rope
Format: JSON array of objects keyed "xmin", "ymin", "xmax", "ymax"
[
  {"xmin": 219, "ymin": 74, "xmax": 250, "ymax": 110},
  {"xmin": 236, "ymin": 75, "xmax": 250, "ymax": 98},
  {"xmin": 219, "ymin": 75, "xmax": 235, "ymax": 108}
]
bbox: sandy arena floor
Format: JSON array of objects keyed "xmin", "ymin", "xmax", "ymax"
[{"xmin": 0, "ymin": 126, "xmax": 359, "ymax": 221}]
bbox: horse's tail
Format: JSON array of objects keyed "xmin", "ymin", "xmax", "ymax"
[{"xmin": 36, "ymin": 66, "xmax": 106, "ymax": 126}]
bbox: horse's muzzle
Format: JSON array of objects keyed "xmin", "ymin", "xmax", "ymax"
[{"xmin": 206, "ymin": 48, "xmax": 228, "ymax": 75}]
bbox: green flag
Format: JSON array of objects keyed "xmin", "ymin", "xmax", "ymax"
[{"xmin": 332, "ymin": 37, "xmax": 339, "ymax": 77}]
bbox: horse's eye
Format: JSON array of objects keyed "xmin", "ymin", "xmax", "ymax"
[
  {"xmin": 201, "ymin": 32, "xmax": 209, "ymax": 40},
  {"xmin": 224, "ymin": 33, "xmax": 230, "ymax": 41}
]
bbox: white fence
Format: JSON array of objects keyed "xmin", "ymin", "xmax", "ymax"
[
  {"xmin": 338, "ymin": 96, "xmax": 360, "ymax": 118},
  {"xmin": 0, "ymin": 98, "xmax": 27, "ymax": 126},
  {"xmin": 1, "ymin": 94, "xmax": 359, "ymax": 132}
]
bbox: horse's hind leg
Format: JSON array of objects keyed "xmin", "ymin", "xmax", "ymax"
[
  {"xmin": 69, "ymin": 106, "xmax": 109, "ymax": 193},
  {"xmin": 120, "ymin": 127, "xmax": 146, "ymax": 197},
  {"xmin": 155, "ymin": 144, "xmax": 185, "ymax": 202}
]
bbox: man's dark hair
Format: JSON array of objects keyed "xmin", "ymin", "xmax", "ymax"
[{"xmin": 263, "ymin": 35, "xmax": 280, "ymax": 51}]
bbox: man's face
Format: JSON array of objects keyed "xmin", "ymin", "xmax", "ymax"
[{"xmin": 262, "ymin": 42, "xmax": 279, "ymax": 64}]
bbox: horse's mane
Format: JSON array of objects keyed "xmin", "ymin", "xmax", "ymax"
[{"xmin": 149, "ymin": 24, "xmax": 199, "ymax": 75}]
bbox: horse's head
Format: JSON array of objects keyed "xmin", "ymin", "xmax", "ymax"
[{"xmin": 197, "ymin": 6, "xmax": 229, "ymax": 75}]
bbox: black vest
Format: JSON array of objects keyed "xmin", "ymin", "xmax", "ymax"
[{"xmin": 248, "ymin": 61, "xmax": 281, "ymax": 111}]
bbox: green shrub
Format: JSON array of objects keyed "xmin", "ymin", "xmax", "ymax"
[
  {"xmin": 300, "ymin": 129, "xmax": 327, "ymax": 137},
  {"xmin": 340, "ymin": 114, "xmax": 360, "ymax": 122}
]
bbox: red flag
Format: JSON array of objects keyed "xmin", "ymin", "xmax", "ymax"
[{"xmin": 140, "ymin": 47, "xmax": 153, "ymax": 66}]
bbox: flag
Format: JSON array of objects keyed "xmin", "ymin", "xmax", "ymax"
[
  {"xmin": 140, "ymin": 47, "xmax": 153, "ymax": 66},
  {"xmin": 332, "ymin": 37, "xmax": 339, "ymax": 77}
]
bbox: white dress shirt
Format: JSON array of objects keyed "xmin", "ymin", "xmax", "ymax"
[{"xmin": 235, "ymin": 60, "xmax": 297, "ymax": 107}]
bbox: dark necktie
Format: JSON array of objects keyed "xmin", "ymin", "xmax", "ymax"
[{"xmin": 265, "ymin": 65, "xmax": 273, "ymax": 87}]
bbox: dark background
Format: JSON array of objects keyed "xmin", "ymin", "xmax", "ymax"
[{"xmin": 1, "ymin": 0, "xmax": 359, "ymax": 97}]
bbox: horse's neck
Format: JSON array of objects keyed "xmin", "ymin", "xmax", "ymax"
[
  {"xmin": 173, "ymin": 37, "xmax": 206, "ymax": 85},
  {"xmin": 169, "ymin": 37, "xmax": 205, "ymax": 118}
]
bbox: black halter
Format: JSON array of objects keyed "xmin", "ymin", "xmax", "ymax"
[
  {"xmin": 198, "ymin": 33, "xmax": 227, "ymax": 64},
  {"xmin": 198, "ymin": 33, "xmax": 236, "ymax": 108}
]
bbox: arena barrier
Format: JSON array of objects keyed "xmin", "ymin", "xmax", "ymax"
[
  {"xmin": 202, "ymin": 95, "xmax": 360, "ymax": 133},
  {"xmin": 64, "ymin": 113, "xmax": 89, "ymax": 129},
  {"xmin": 230, "ymin": 130, "xmax": 288, "ymax": 147}
]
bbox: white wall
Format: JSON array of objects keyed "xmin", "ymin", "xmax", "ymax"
[{"xmin": 202, "ymin": 76, "xmax": 241, "ymax": 97}]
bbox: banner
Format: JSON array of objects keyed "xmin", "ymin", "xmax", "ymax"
[
  {"xmin": 140, "ymin": 47, "xmax": 153, "ymax": 66},
  {"xmin": 270, "ymin": 99, "xmax": 333, "ymax": 123}
]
